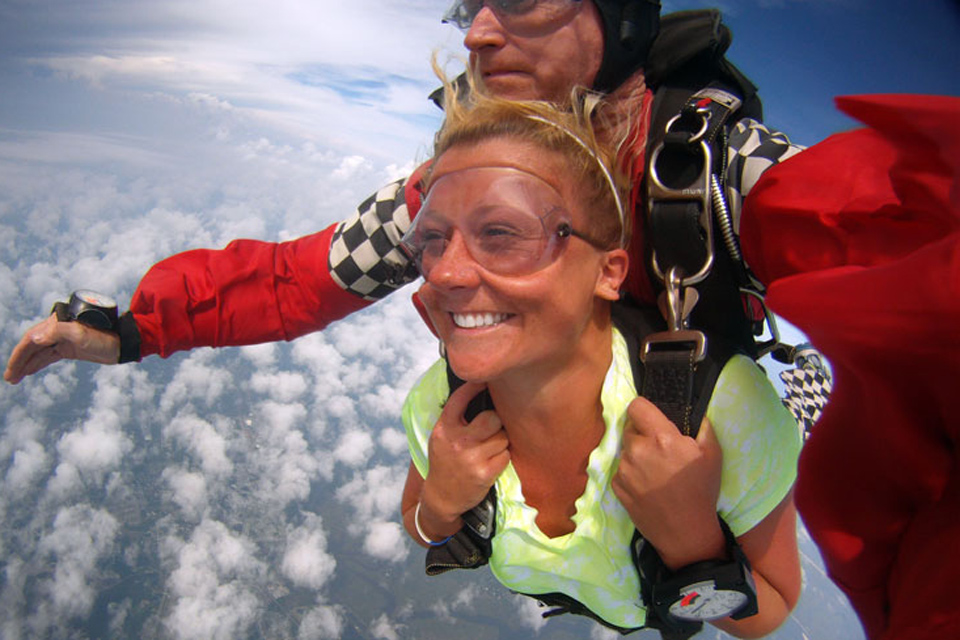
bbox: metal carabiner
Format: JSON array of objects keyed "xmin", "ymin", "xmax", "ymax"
[{"xmin": 647, "ymin": 137, "xmax": 716, "ymax": 288}]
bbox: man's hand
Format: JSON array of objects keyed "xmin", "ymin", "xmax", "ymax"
[
  {"xmin": 4, "ymin": 314, "xmax": 120, "ymax": 384},
  {"xmin": 612, "ymin": 396, "xmax": 725, "ymax": 570},
  {"xmin": 417, "ymin": 381, "xmax": 510, "ymax": 538}
]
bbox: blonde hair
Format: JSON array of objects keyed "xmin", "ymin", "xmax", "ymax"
[{"xmin": 428, "ymin": 63, "xmax": 632, "ymax": 249}]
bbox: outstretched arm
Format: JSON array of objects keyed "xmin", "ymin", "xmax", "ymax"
[{"xmin": 5, "ymin": 170, "xmax": 427, "ymax": 383}]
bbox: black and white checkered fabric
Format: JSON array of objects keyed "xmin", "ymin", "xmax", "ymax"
[
  {"xmin": 724, "ymin": 118, "xmax": 805, "ymax": 230},
  {"xmin": 328, "ymin": 177, "xmax": 419, "ymax": 301},
  {"xmin": 780, "ymin": 365, "xmax": 833, "ymax": 439}
]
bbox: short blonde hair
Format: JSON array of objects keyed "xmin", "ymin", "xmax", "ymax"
[{"xmin": 429, "ymin": 67, "xmax": 631, "ymax": 249}]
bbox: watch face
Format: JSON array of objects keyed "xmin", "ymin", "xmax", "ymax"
[
  {"xmin": 668, "ymin": 580, "xmax": 748, "ymax": 621},
  {"xmin": 73, "ymin": 289, "xmax": 118, "ymax": 309}
]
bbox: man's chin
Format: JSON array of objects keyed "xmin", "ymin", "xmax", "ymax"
[{"xmin": 481, "ymin": 75, "xmax": 540, "ymax": 102}]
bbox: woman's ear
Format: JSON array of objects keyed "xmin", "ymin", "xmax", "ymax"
[{"xmin": 595, "ymin": 248, "xmax": 629, "ymax": 301}]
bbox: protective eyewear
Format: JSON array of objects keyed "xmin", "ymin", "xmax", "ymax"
[
  {"xmin": 401, "ymin": 167, "xmax": 604, "ymax": 279},
  {"xmin": 442, "ymin": 0, "xmax": 583, "ymax": 32}
]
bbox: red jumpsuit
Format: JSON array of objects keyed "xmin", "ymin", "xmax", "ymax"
[{"xmin": 742, "ymin": 94, "xmax": 960, "ymax": 640}]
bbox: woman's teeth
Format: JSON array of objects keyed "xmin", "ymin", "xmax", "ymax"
[{"xmin": 452, "ymin": 312, "xmax": 510, "ymax": 328}]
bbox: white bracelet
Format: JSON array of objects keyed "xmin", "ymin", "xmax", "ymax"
[{"xmin": 414, "ymin": 502, "xmax": 453, "ymax": 547}]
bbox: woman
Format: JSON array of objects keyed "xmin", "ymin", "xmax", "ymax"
[{"xmin": 398, "ymin": 83, "xmax": 801, "ymax": 637}]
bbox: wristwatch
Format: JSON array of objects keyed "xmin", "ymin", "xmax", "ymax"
[
  {"xmin": 52, "ymin": 290, "xmax": 120, "ymax": 332},
  {"xmin": 637, "ymin": 517, "xmax": 758, "ymax": 631}
]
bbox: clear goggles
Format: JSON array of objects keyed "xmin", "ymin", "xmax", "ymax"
[
  {"xmin": 401, "ymin": 167, "xmax": 604, "ymax": 279},
  {"xmin": 442, "ymin": 0, "xmax": 583, "ymax": 32}
]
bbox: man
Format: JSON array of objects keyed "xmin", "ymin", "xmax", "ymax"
[{"xmin": 4, "ymin": 0, "xmax": 800, "ymax": 383}]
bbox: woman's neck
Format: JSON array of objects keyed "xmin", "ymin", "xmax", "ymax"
[
  {"xmin": 485, "ymin": 318, "xmax": 614, "ymax": 537},
  {"xmin": 487, "ymin": 320, "xmax": 612, "ymax": 446}
]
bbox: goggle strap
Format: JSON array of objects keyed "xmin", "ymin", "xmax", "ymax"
[{"xmin": 524, "ymin": 114, "xmax": 626, "ymax": 248}]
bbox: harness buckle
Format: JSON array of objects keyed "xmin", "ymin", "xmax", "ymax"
[
  {"xmin": 462, "ymin": 490, "xmax": 496, "ymax": 540},
  {"xmin": 642, "ymin": 267, "xmax": 707, "ymax": 363},
  {"xmin": 647, "ymin": 134, "xmax": 715, "ymax": 288}
]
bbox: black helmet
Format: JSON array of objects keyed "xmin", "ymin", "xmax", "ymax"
[{"xmin": 591, "ymin": 0, "xmax": 661, "ymax": 93}]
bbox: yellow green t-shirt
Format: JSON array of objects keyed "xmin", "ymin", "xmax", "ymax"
[{"xmin": 402, "ymin": 327, "xmax": 800, "ymax": 629}]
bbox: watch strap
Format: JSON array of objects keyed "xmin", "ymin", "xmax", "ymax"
[
  {"xmin": 636, "ymin": 516, "xmax": 757, "ymax": 632},
  {"xmin": 51, "ymin": 301, "xmax": 71, "ymax": 323},
  {"xmin": 117, "ymin": 312, "xmax": 143, "ymax": 364}
]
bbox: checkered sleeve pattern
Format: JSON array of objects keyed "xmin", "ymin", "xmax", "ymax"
[
  {"xmin": 327, "ymin": 177, "xmax": 420, "ymax": 301},
  {"xmin": 780, "ymin": 366, "xmax": 833, "ymax": 439},
  {"xmin": 723, "ymin": 118, "xmax": 806, "ymax": 233}
]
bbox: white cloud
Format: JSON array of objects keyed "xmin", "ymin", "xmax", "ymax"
[
  {"xmin": 3, "ymin": 440, "xmax": 49, "ymax": 494},
  {"xmin": 159, "ymin": 351, "xmax": 233, "ymax": 415},
  {"xmin": 370, "ymin": 613, "xmax": 403, "ymax": 640},
  {"xmin": 363, "ymin": 520, "xmax": 409, "ymax": 562},
  {"xmin": 239, "ymin": 342, "xmax": 277, "ymax": 368},
  {"xmin": 250, "ymin": 370, "xmax": 308, "ymax": 402},
  {"xmin": 45, "ymin": 461, "xmax": 83, "ymax": 501},
  {"xmin": 36, "ymin": 505, "xmax": 119, "ymax": 622},
  {"xmin": 378, "ymin": 427, "xmax": 409, "ymax": 457},
  {"xmin": 163, "ymin": 467, "xmax": 209, "ymax": 521},
  {"xmin": 0, "ymin": 406, "xmax": 47, "ymax": 461},
  {"xmin": 334, "ymin": 463, "xmax": 410, "ymax": 563},
  {"xmin": 335, "ymin": 464, "xmax": 405, "ymax": 524},
  {"xmin": 56, "ymin": 416, "xmax": 132, "ymax": 480},
  {"xmin": 162, "ymin": 518, "xmax": 265, "ymax": 640},
  {"xmin": 333, "ymin": 429, "xmax": 374, "ymax": 467},
  {"xmin": 164, "ymin": 412, "xmax": 233, "ymax": 477},
  {"xmin": 297, "ymin": 603, "xmax": 344, "ymax": 640},
  {"xmin": 252, "ymin": 400, "xmax": 319, "ymax": 504},
  {"xmin": 108, "ymin": 598, "xmax": 133, "ymax": 637},
  {"xmin": 514, "ymin": 595, "xmax": 550, "ymax": 634},
  {"xmin": 281, "ymin": 513, "xmax": 337, "ymax": 590},
  {"xmin": 332, "ymin": 155, "xmax": 373, "ymax": 181}
]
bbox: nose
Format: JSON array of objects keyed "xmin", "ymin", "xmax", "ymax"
[
  {"xmin": 424, "ymin": 231, "xmax": 482, "ymax": 291},
  {"xmin": 464, "ymin": 5, "xmax": 506, "ymax": 53}
]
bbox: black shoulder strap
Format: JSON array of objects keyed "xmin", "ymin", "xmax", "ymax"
[
  {"xmin": 612, "ymin": 300, "xmax": 735, "ymax": 437},
  {"xmin": 643, "ymin": 10, "xmax": 764, "ymax": 358}
]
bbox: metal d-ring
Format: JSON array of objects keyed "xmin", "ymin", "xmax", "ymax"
[{"xmin": 665, "ymin": 107, "xmax": 711, "ymax": 144}]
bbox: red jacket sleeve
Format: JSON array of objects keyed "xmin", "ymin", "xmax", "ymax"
[
  {"xmin": 741, "ymin": 94, "xmax": 960, "ymax": 640},
  {"xmin": 130, "ymin": 223, "xmax": 371, "ymax": 358}
]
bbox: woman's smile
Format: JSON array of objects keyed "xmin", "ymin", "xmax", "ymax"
[{"xmin": 450, "ymin": 311, "xmax": 514, "ymax": 329}]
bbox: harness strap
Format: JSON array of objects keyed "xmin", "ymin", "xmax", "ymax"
[{"xmin": 646, "ymin": 84, "xmax": 757, "ymax": 358}]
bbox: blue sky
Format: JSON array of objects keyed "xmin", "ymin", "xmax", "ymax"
[{"xmin": 712, "ymin": 0, "xmax": 960, "ymax": 145}]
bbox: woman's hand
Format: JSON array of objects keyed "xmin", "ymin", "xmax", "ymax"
[
  {"xmin": 4, "ymin": 314, "xmax": 120, "ymax": 384},
  {"xmin": 612, "ymin": 396, "xmax": 725, "ymax": 570},
  {"xmin": 412, "ymin": 381, "xmax": 510, "ymax": 543}
]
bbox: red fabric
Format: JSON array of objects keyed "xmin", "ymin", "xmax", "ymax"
[
  {"xmin": 132, "ymin": 160, "xmax": 435, "ymax": 359},
  {"xmin": 131, "ymin": 224, "xmax": 370, "ymax": 358},
  {"xmin": 623, "ymin": 88, "xmax": 657, "ymax": 304},
  {"xmin": 741, "ymin": 94, "xmax": 960, "ymax": 640}
]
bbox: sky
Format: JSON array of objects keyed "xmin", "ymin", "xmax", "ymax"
[{"xmin": 0, "ymin": 0, "xmax": 957, "ymax": 639}]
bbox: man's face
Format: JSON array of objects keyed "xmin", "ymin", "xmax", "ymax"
[{"xmin": 460, "ymin": 0, "xmax": 605, "ymax": 103}]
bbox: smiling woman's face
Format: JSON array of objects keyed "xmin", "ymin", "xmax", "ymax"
[{"xmin": 415, "ymin": 135, "xmax": 623, "ymax": 383}]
